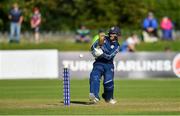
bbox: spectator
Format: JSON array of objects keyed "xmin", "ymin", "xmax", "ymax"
[
  {"xmin": 160, "ymin": 16, "xmax": 173, "ymax": 40},
  {"xmin": 31, "ymin": 7, "xmax": 41, "ymax": 43},
  {"xmin": 75, "ymin": 25, "xmax": 90, "ymax": 43},
  {"xmin": 92, "ymin": 29, "xmax": 105, "ymax": 44},
  {"xmin": 120, "ymin": 33, "xmax": 140, "ymax": 52},
  {"xmin": 164, "ymin": 46, "xmax": 171, "ymax": 52},
  {"xmin": 8, "ymin": 3, "xmax": 23, "ymax": 43},
  {"xmin": 142, "ymin": 12, "xmax": 158, "ymax": 42}
]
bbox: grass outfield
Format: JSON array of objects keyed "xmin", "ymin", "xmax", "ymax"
[
  {"xmin": 0, "ymin": 79, "xmax": 180, "ymax": 115},
  {"xmin": 0, "ymin": 39, "xmax": 180, "ymax": 51}
]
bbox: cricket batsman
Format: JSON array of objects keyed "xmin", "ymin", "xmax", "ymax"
[{"xmin": 89, "ymin": 26, "xmax": 121, "ymax": 104}]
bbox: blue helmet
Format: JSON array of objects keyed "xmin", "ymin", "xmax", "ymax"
[{"xmin": 108, "ymin": 26, "xmax": 121, "ymax": 36}]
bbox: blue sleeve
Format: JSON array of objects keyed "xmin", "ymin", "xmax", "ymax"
[
  {"xmin": 143, "ymin": 18, "xmax": 148, "ymax": 29},
  {"xmin": 102, "ymin": 46, "xmax": 120, "ymax": 60},
  {"xmin": 152, "ymin": 19, "xmax": 158, "ymax": 28}
]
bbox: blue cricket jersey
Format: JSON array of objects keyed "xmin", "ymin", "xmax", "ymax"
[{"xmin": 91, "ymin": 36, "xmax": 120, "ymax": 64}]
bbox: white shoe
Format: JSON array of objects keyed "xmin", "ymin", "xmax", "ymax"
[
  {"xmin": 107, "ymin": 99, "xmax": 117, "ymax": 104},
  {"xmin": 89, "ymin": 93, "xmax": 99, "ymax": 103}
]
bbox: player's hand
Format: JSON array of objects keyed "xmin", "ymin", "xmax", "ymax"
[{"xmin": 94, "ymin": 48, "xmax": 103, "ymax": 57}]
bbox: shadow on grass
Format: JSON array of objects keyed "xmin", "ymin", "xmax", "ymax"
[
  {"xmin": 46, "ymin": 101, "xmax": 94, "ymax": 106},
  {"xmin": 70, "ymin": 101, "xmax": 94, "ymax": 105},
  {"xmin": 57, "ymin": 101, "xmax": 94, "ymax": 105}
]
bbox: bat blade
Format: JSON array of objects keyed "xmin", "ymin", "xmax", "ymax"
[{"xmin": 99, "ymin": 33, "xmax": 105, "ymax": 46}]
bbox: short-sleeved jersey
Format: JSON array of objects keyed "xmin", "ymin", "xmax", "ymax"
[{"xmin": 9, "ymin": 9, "xmax": 22, "ymax": 23}]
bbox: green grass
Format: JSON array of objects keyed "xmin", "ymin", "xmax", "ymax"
[
  {"xmin": 0, "ymin": 79, "xmax": 180, "ymax": 115},
  {"xmin": 136, "ymin": 40, "xmax": 180, "ymax": 51},
  {"xmin": 0, "ymin": 40, "xmax": 92, "ymax": 51},
  {"xmin": 0, "ymin": 39, "xmax": 180, "ymax": 51}
]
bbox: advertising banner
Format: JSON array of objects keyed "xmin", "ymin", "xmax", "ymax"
[
  {"xmin": 59, "ymin": 52, "xmax": 180, "ymax": 79},
  {"xmin": 0, "ymin": 50, "xmax": 58, "ymax": 79}
]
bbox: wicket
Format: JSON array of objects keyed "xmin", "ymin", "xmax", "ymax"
[{"xmin": 63, "ymin": 68, "xmax": 70, "ymax": 106}]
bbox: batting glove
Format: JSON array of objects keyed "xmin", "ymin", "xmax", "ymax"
[{"xmin": 93, "ymin": 48, "xmax": 103, "ymax": 58}]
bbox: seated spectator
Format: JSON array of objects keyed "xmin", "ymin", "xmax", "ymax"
[
  {"xmin": 142, "ymin": 12, "xmax": 158, "ymax": 42},
  {"xmin": 164, "ymin": 46, "xmax": 171, "ymax": 52},
  {"xmin": 160, "ymin": 16, "xmax": 173, "ymax": 40},
  {"xmin": 92, "ymin": 29, "xmax": 105, "ymax": 44},
  {"xmin": 75, "ymin": 25, "xmax": 90, "ymax": 43},
  {"xmin": 120, "ymin": 33, "xmax": 140, "ymax": 52}
]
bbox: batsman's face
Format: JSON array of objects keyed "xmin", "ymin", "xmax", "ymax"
[{"xmin": 110, "ymin": 33, "xmax": 118, "ymax": 41}]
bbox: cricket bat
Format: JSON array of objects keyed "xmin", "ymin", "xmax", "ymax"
[{"xmin": 98, "ymin": 33, "xmax": 105, "ymax": 46}]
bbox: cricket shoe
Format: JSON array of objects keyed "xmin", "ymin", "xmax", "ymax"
[
  {"xmin": 102, "ymin": 93, "xmax": 117, "ymax": 104},
  {"xmin": 89, "ymin": 93, "xmax": 100, "ymax": 104},
  {"xmin": 108, "ymin": 99, "xmax": 117, "ymax": 104}
]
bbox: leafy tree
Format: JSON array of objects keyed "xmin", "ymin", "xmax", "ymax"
[{"xmin": 0, "ymin": 0, "xmax": 180, "ymax": 31}]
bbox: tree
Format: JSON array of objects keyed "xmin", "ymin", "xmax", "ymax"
[{"xmin": 0, "ymin": 0, "xmax": 180, "ymax": 31}]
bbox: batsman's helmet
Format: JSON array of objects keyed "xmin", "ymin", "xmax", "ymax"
[{"xmin": 108, "ymin": 26, "xmax": 121, "ymax": 36}]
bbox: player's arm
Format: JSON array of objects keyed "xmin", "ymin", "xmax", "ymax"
[
  {"xmin": 91, "ymin": 40, "xmax": 103, "ymax": 58},
  {"xmin": 102, "ymin": 46, "xmax": 120, "ymax": 60}
]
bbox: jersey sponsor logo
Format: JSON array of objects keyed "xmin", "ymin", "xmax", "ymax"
[
  {"xmin": 173, "ymin": 54, "xmax": 180, "ymax": 78},
  {"xmin": 111, "ymin": 45, "xmax": 114, "ymax": 49}
]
